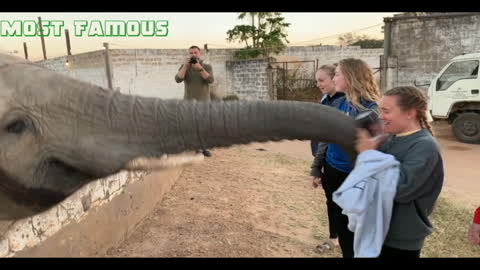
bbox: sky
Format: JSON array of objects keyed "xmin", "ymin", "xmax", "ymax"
[{"xmin": 0, "ymin": 12, "xmax": 398, "ymax": 61}]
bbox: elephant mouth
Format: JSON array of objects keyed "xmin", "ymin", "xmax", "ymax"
[
  {"xmin": 0, "ymin": 166, "xmax": 67, "ymax": 217},
  {"xmin": 45, "ymin": 157, "xmax": 99, "ymax": 192},
  {"xmin": 0, "ymin": 158, "xmax": 100, "ymax": 219},
  {"xmin": 47, "ymin": 157, "xmax": 96, "ymax": 178}
]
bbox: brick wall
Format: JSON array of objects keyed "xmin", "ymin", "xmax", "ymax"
[
  {"xmin": 36, "ymin": 46, "xmax": 382, "ymax": 100},
  {"xmin": 226, "ymin": 58, "xmax": 270, "ymax": 100}
]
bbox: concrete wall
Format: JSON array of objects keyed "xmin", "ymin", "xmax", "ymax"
[
  {"xmin": 281, "ymin": 45, "xmax": 382, "ymax": 69},
  {"xmin": 108, "ymin": 49, "xmax": 235, "ymax": 99},
  {"xmin": 35, "ymin": 46, "xmax": 383, "ymax": 100},
  {"xmin": 38, "ymin": 50, "xmax": 109, "ymax": 89},
  {"xmin": 36, "ymin": 48, "xmax": 237, "ymax": 100},
  {"xmin": 383, "ymin": 13, "xmax": 480, "ymax": 90},
  {"xmin": 0, "ymin": 168, "xmax": 183, "ymax": 257}
]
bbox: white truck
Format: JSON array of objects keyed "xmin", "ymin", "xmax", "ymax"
[{"xmin": 420, "ymin": 52, "xmax": 480, "ymax": 144}]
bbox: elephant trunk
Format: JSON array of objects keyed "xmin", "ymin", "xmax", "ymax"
[
  {"xmin": 67, "ymin": 88, "xmax": 357, "ymax": 178},
  {"xmin": 159, "ymin": 99, "xmax": 357, "ymax": 156}
]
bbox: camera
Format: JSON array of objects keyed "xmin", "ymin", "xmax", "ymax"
[{"xmin": 189, "ymin": 57, "xmax": 198, "ymax": 64}]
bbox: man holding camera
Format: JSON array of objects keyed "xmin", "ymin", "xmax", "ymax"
[{"xmin": 175, "ymin": 45, "xmax": 215, "ymax": 157}]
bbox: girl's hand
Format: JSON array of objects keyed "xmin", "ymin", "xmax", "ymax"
[
  {"xmin": 355, "ymin": 128, "xmax": 379, "ymax": 153},
  {"xmin": 312, "ymin": 176, "xmax": 321, "ymax": 188}
]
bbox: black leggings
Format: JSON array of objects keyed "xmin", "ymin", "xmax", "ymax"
[
  {"xmin": 324, "ymin": 162, "xmax": 354, "ymax": 258},
  {"xmin": 379, "ymin": 245, "xmax": 421, "ymax": 258},
  {"xmin": 324, "ymin": 162, "xmax": 422, "ymax": 258},
  {"xmin": 320, "ymin": 165, "xmax": 338, "ymax": 239}
]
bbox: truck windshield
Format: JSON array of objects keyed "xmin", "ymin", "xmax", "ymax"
[{"xmin": 436, "ymin": 60, "xmax": 479, "ymax": 91}]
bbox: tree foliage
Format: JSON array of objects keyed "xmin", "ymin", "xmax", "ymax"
[{"xmin": 227, "ymin": 12, "xmax": 290, "ymax": 59}]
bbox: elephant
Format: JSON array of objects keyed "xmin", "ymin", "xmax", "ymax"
[{"xmin": 0, "ymin": 53, "xmax": 357, "ymax": 220}]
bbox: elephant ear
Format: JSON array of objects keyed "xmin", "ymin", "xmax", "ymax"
[{"xmin": 0, "ymin": 53, "xmax": 30, "ymax": 66}]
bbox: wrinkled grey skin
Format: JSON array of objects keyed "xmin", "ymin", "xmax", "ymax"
[{"xmin": 0, "ymin": 54, "xmax": 357, "ymax": 220}]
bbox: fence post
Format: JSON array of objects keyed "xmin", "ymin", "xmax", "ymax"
[
  {"xmin": 103, "ymin": 42, "xmax": 113, "ymax": 90},
  {"xmin": 65, "ymin": 29, "xmax": 72, "ymax": 56},
  {"xmin": 38, "ymin": 17, "xmax": 47, "ymax": 60},
  {"xmin": 23, "ymin": 42, "xmax": 28, "ymax": 60}
]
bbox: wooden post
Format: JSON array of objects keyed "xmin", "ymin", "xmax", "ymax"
[
  {"xmin": 23, "ymin": 42, "xmax": 28, "ymax": 60},
  {"xmin": 65, "ymin": 29, "xmax": 72, "ymax": 55},
  {"xmin": 103, "ymin": 42, "xmax": 113, "ymax": 90},
  {"xmin": 38, "ymin": 17, "xmax": 47, "ymax": 60}
]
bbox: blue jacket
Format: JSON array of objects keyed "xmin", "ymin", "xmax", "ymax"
[
  {"xmin": 325, "ymin": 98, "xmax": 379, "ymax": 173},
  {"xmin": 310, "ymin": 92, "xmax": 346, "ymax": 156}
]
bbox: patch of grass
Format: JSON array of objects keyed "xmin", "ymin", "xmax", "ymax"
[
  {"xmin": 423, "ymin": 196, "xmax": 479, "ymax": 257},
  {"xmin": 310, "ymin": 190, "xmax": 480, "ymax": 257}
]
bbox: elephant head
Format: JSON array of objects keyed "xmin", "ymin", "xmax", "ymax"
[{"xmin": 0, "ymin": 53, "xmax": 357, "ymax": 220}]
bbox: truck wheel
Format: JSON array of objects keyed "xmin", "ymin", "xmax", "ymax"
[{"xmin": 452, "ymin": 112, "xmax": 480, "ymax": 144}]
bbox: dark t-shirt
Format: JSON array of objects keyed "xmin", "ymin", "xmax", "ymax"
[{"xmin": 175, "ymin": 62, "xmax": 214, "ymax": 101}]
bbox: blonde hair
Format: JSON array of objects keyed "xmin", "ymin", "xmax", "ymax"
[
  {"xmin": 385, "ymin": 86, "xmax": 433, "ymax": 135},
  {"xmin": 338, "ymin": 58, "xmax": 382, "ymax": 109},
  {"xmin": 317, "ymin": 63, "xmax": 337, "ymax": 79}
]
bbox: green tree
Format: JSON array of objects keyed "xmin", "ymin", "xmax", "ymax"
[{"xmin": 227, "ymin": 12, "xmax": 290, "ymax": 59}]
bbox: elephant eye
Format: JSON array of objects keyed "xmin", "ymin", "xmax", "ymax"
[{"xmin": 6, "ymin": 120, "xmax": 27, "ymax": 134}]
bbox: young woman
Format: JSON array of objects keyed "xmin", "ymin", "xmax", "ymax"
[
  {"xmin": 310, "ymin": 64, "xmax": 344, "ymax": 157},
  {"xmin": 355, "ymin": 86, "xmax": 444, "ymax": 257},
  {"xmin": 310, "ymin": 64, "xmax": 345, "ymax": 253},
  {"xmin": 325, "ymin": 58, "xmax": 382, "ymax": 257}
]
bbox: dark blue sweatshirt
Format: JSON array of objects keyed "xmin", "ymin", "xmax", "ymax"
[
  {"xmin": 325, "ymin": 98, "xmax": 378, "ymax": 173},
  {"xmin": 310, "ymin": 92, "xmax": 346, "ymax": 156}
]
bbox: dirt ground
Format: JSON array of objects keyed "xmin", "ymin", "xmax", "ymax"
[{"xmin": 106, "ymin": 121, "xmax": 480, "ymax": 257}]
